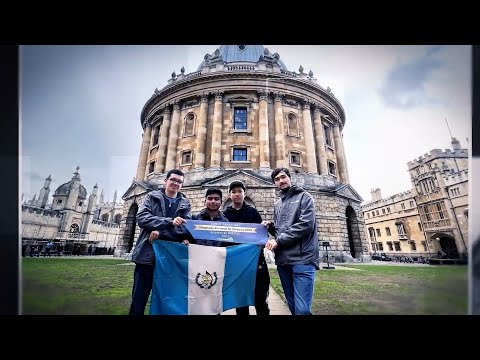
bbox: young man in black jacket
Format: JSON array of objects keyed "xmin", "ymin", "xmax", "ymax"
[
  {"xmin": 129, "ymin": 169, "xmax": 191, "ymax": 315},
  {"xmin": 223, "ymin": 180, "xmax": 270, "ymax": 316}
]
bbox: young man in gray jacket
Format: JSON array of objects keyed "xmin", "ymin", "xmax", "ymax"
[
  {"xmin": 129, "ymin": 169, "xmax": 191, "ymax": 315},
  {"xmin": 263, "ymin": 168, "xmax": 319, "ymax": 315}
]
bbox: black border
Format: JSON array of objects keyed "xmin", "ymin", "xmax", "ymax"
[{"xmin": 0, "ymin": 46, "xmax": 19, "ymax": 315}]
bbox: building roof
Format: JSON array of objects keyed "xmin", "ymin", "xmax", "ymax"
[
  {"xmin": 196, "ymin": 45, "xmax": 288, "ymax": 71},
  {"xmin": 53, "ymin": 180, "xmax": 87, "ymax": 199}
]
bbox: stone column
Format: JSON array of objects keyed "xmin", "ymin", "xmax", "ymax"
[
  {"xmin": 313, "ymin": 106, "xmax": 328, "ymax": 175},
  {"xmin": 274, "ymin": 92, "xmax": 286, "ymax": 168},
  {"xmin": 302, "ymin": 100, "xmax": 317, "ymax": 174},
  {"xmin": 210, "ymin": 90, "xmax": 223, "ymax": 168},
  {"xmin": 155, "ymin": 107, "xmax": 172, "ymax": 174},
  {"xmin": 333, "ymin": 124, "xmax": 349, "ymax": 183},
  {"xmin": 135, "ymin": 123, "xmax": 152, "ymax": 180},
  {"xmin": 194, "ymin": 93, "xmax": 209, "ymax": 169},
  {"xmin": 165, "ymin": 102, "xmax": 181, "ymax": 171},
  {"xmin": 340, "ymin": 128, "xmax": 350, "ymax": 183},
  {"xmin": 258, "ymin": 89, "xmax": 271, "ymax": 169}
]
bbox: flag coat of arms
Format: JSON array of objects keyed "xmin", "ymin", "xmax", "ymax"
[{"xmin": 151, "ymin": 241, "xmax": 261, "ymax": 315}]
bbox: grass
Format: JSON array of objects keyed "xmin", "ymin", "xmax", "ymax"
[
  {"xmin": 22, "ymin": 258, "xmax": 135, "ymax": 315},
  {"xmin": 269, "ymin": 264, "xmax": 468, "ymax": 315},
  {"xmin": 22, "ymin": 258, "xmax": 468, "ymax": 315}
]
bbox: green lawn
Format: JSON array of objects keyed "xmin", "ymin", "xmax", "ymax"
[
  {"xmin": 269, "ymin": 264, "xmax": 468, "ymax": 315},
  {"xmin": 22, "ymin": 258, "xmax": 467, "ymax": 315},
  {"xmin": 22, "ymin": 258, "xmax": 135, "ymax": 315}
]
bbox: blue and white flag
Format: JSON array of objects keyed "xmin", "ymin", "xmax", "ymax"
[{"xmin": 151, "ymin": 241, "xmax": 261, "ymax": 315}]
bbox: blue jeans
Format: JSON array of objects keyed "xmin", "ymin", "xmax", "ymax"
[{"xmin": 276, "ymin": 264, "xmax": 316, "ymax": 315}]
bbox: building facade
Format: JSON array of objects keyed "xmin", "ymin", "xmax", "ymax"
[
  {"xmin": 117, "ymin": 45, "xmax": 369, "ymax": 262},
  {"xmin": 361, "ymin": 138, "xmax": 469, "ymax": 260},
  {"xmin": 21, "ymin": 167, "xmax": 123, "ymax": 254}
]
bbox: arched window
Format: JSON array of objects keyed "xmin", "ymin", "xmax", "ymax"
[
  {"xmin": 101, "ymin": 213, "xmax": 109, "ymax": 222},
  {"xmin": 287, "ymin": 113, "xmax": 299, "ymax": 136},
  {"xmin": 114, "ymin": 214, "xmax": 122, "ymax": 225},
  {"xmin": 183, "ymin": 113, "xmax": 195, "ymax": 136}
]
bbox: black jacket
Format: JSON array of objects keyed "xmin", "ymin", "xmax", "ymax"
[{"xmin": 224, "ymin": 202, "xmax": 266, "ymax": 264}]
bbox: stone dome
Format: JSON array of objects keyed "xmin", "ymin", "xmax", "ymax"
[
  {"xmin": 197, "ymin": 45, "xmax": 288, "ymax": 71},
  {"xmin": 54, "ymin": 180, "xmax": 87, "ymax": 199}
]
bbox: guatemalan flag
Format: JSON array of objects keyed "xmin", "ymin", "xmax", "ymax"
[{"xmin": 151, "ymin": 241, "xmax": 261, "ymax": 315}]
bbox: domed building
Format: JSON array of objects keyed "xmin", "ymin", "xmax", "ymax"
[
  {"xmin": 21, "ymin": 166, "xmax": 124, "ymax": 254},
  {"xmin": 119, "ymin": 45, "xmax": 368, "ymax": 262}
]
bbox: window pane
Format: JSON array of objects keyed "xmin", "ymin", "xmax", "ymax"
[
  {"xmin": 233, "ymin": 148, "xmax": 247, "ymax": 161},
  {"xmin": 234, "ymin": 108, "xmax": 247, "ymax": 129}
]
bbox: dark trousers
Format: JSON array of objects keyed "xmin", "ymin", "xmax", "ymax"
[
  {"xmin": 236, "ymin": 252, "xmax": 270, "ymax": 315},
  {"xmin": 129, "ymin": 263, "xmax": 154, "ymax": 315}
]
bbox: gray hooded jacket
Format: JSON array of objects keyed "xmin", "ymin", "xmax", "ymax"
[{"xmin": 269, "ymin": 185, "xmax": 319, "ymax": 268}]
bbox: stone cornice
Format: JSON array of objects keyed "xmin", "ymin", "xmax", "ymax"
[{"xmin": 141, "ymin": 71, "xmax": 345, "ymax": 127}]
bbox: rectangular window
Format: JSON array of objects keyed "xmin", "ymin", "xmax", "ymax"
[
  {"xmin": 386, "ymin": 227, "xmax": 391, "ymax": 236},
  {"xmin": 290, "ymin": 152, "xmax": 301, "ymax": 166},
  {"xmin": 234, "ymin": 107, "xmax": 247, "ymax": 130},
  {"xmin": 233, "ymin": 148, "xmax": 247, "ymax": 161},
  {"xmin": 376, "ymin": 229, "xmax": 381, "ymax": 237},
  {"xmin": 323, "ymin": 124, "xmax": 332, "ymax": 147},
  {"xmin": 401, "ymin": 203, "xmax": 405, "ymax": 210},
  {"xmin": 410, "ymin": 241, "xmax": 417, "ymax": 251},
  {"xmin": 394, "ymin": 242, "xmax": 401, "ymax": 251},
  {"xmin": 387, "ymin": 207, "xmax": 391, "ymax": 213},
  {"xmin": 153, "ymin": 125, "xmax": 160, "ymax": 146},
  {"xmin": 328, "ymin": 161, "xmax": 336, "ymax": 176},
  {"xmin": 377, "ymin": 242, "xmax": 384, "ymax": 251},
  {"xmin": 418, "ymin": 222, "xmax": 422, "ymax": 231},
  {"xmin": 409, "ymin": 200, "xmax": 414, "ymax": 207},
  {"xmin": 382, "ymin": 208, "xmax": 386, "ymax": 214},
  {"xmin": 387, "ymin": 242, "xmax": 393, "ymax": 251},
  {"xmin": 181, "ymin": 151, "xmax": 192, "ymax": 165},
  {"xmin": 148, "ymin": 161, "xmax": 155, "ymax": 174}
]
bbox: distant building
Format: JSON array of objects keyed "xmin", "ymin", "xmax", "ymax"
[
  {"xmin": 117, "ymin": 45, "xmax": 369, "ymax": 262},
  {"xmin": 21, "ymin": 166, "xmax": 123, "ymax": 254},
  {"xmin": 361, "ymin": 138, "xmax": 468, "ymax": 260}
]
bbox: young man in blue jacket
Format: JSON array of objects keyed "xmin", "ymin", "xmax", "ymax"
[
  {"xmin": 129, "ymin": 169, "xmax": 191, "ymax": 315},
  {"xmin": 223, "ymin": 181, "xmax": 270, "ymax": 316},
  {"xmin": 263, "ymin": 168, "xmax": 319, "ymax": 315}
]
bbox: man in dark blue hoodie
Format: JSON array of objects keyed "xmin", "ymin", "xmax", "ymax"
[
  {"xmin": 223, "ymin": 180, "xmax": 270, "ymax": 316},
  {"xmin": 129, "ymin": 169, "xmax": 191, "ymax": 315}
]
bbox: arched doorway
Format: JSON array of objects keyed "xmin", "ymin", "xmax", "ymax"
[
  {"xmin": 123, "ymin": 202, "xmax": 138, "ymax": 253},
  {"xmin": 438, "ymin": 235, "xmax": 459, "ymax": 259},
  {"xmin": 346, "ymin": 206, "xmax": 357, "ymax": 258}
]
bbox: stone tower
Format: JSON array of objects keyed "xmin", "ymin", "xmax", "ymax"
[{"xmin": 35, "ymin": 174, "xmax": 51, "ymax": 208}]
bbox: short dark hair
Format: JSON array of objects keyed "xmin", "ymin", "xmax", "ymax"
[
  {"xmin": 166, "ymin": 169, "xmax": 185, "ymax": 179},
  {"xmin": 205, "ymin": 188, "xmax": 223, "ymax": 199},
  {"xmin": 271, "ymin": 167, "xmax": 291, "ymax": 182}
]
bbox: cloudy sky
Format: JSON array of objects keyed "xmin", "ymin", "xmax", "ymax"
[{"xmin": 20, "ymin": 45, "xmax": 471, "ymax": 205}]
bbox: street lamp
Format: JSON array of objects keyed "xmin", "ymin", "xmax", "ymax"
[{"xmin": 322, "ymin": 241, "xmax": 335, "ymax": 270}]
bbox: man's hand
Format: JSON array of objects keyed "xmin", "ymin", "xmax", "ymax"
[
  {"xmin": 265, "ymin": 239, "xmax": 278, "ymax": 251},
  {"xmin": 173, "ymin": 217, "xmax": 187, "ymax": 227},
  {"xmin": 261, "ymin": 220, "xmax": 272, "ymax": 227},
  {"xmin": 149, "ymin": 230, "xmax": 159, "ymax": 244}
]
